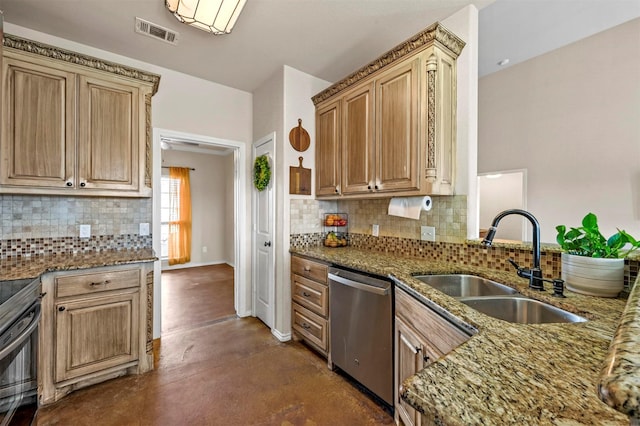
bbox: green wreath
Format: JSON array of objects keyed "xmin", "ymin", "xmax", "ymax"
[{"xmin": 253, "ymin": 155, "xmax": 271, "ymax": 191}]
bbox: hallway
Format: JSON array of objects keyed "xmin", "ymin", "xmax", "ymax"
[{"xmin": 35, "ymin": 264, "xmax": 394, "ymax": 425}]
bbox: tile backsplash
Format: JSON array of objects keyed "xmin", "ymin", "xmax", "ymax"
[
  {"xmin": 290, "ymin": 195, "xmax": 467, "ymax": 243},
  {"xmin": 0, "ymin": 195, "xmax": 152, "ymax": 258}
]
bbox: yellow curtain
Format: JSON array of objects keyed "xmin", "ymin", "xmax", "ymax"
[{"xmin": 168, "ymin": 167, "xmax": 192, "ymax": 265}]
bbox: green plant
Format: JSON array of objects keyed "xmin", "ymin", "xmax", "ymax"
[
  {"xmin": 556, "ymin": 212, "xmax": 640, "ymax": 258},
  {"xmin": 253, "ymin": 155, "xmax": 271, "ymax": 191}
]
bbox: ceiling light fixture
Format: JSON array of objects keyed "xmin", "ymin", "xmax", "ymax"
[{"xmin": 165, "ymin": 0, "xmax": 247, "ymax": 34}]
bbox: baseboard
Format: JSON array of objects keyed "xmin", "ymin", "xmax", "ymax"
[
  {"xmin": 161, "ymin": 260, "xmax": 228, "ymax": 271},
  {"xmin": 271, "ymin": 328, "xmax": 291, "ymax": 342}
]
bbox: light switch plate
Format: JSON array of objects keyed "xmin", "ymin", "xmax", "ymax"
[
  {"xmin": 372, "ymin": 224, "xmax": 379, "ymax": 237},
  {"xmin": 79, "ymin": 224, "xmax": 91, "ymax": 238},
  {"xmin": 139, "ymin": 223, "xmax": 150, "ymax": 236},
  {"xmin": 421, "ymin": 225, "xmax": 435, "ymax": 242}
]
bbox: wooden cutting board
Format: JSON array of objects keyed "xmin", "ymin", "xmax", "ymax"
[
  {"xmin": 289, "ymin": 157, "xmax": 311, "ymax": 195},
  {"xmin": 289, "ymin": 119, "xmax": 310, "ymax": 152}
]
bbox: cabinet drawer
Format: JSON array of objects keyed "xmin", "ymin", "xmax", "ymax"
[
  {"xmin": 292, "ymin": 274, "xmax": 328, "ymax": 317},
  {"xmin": 291, "ymin": 256, "xmax": 328, "ymax": 284},
  {"xmin": 395, "ymin": 288, "xmax": 469, "ymax": 356},
  {"xmin": 55, "ymin": 269, "xmax": 140, "ymax": 298},
  {"xmin": 292, "ymin": 303, "xmax": 328, "ymax": 353}
]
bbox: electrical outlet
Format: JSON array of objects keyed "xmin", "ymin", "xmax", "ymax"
[
  {"xmin": 202, "ymin": 246, "xmax": 208, "ymax": 253},
  {"xmin": 79, "ymin": 224, "xmax": 91, "ymax": 238},
  {"xmin": 372, "ymin": 224, "xmax": 379, "ymax": 237},
  {"xmin": 139, "ymin": 223, "xmax": 150, "ymax": 236},
  {"xmin": 421, "ymin": 226, "xmax": 436, "ymax": 242}
]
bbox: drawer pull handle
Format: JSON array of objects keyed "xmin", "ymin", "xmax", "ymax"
[
  {"xmin": 58, "ymin": 306, "xmax": 66, "ymax": 312},
  {"xmin": 301, "ymin": 322, "xmax": 311, "ymax": 330},
  {"xmin": 90, "ymin": 280, "xmax": 111, "ymax": 287},
  {"xmin": 302, "ymin": 291, "xmax": 311, "ymax": 297},
  {"xmin": 304, "ymin": 266, "xmax": 311, "ymax": 272}
]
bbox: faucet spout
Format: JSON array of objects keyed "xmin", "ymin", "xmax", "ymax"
[{"xmin": 483, "ymin": 209, "xmax": 543, "ymax": 291}]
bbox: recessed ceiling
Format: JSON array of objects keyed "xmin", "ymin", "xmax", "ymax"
[{"xmin": 1, "ymin": 0, "xmax": 638, "ymax": 92}]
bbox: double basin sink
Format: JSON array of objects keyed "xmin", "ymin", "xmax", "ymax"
[{"xmin": 413, "ymin": 274, "xmax": 586, "ymax": 324}]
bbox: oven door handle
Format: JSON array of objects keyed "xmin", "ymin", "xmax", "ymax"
[
  {"xmin": 329, "ymin": 273, "xmax": 389, "ymax": 296},
  {"xmin": 0, "ymin": 302, "xmax": 41, "ymax": 360}
]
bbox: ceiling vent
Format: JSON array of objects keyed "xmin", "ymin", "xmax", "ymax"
[{"xmin": 135, "ymin": 17, "xmax": 179, "ymax": 45}]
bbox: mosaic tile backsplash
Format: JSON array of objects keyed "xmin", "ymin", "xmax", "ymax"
[
  {"xmin": 290, "ymin": 195, "xmax": 467, "ymax": 243},
  {"xmin": 0, "ymin": 195, "xmax": 152, "ymax": 258}
]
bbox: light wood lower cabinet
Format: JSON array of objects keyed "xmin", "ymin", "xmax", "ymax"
[
  {"xmin": 394, "ymin": 287, "xmax": 470, "ymax": 426},
  {"xmin": 290, "ymin": 255, "xmax": 330, "ymax": 359},
  {"xmin": 40, "ymin": 263, "xmax": 153, "ymax": 405}
]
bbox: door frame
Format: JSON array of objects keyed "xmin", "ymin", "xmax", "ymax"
[
  {"xmin": 251, "ymin": 132, "xmax": 276, "ymax": 329},
  {"xmin": 152, "ymin": 127, "xmax": 250, "ymax": 339}
]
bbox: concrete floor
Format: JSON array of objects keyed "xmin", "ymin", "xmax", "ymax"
[{"xmin": 35, "ymin": 264, "xmax": 394, "ymax": 425}]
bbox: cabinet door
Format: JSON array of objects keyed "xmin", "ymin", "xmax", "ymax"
[
  {"xmin": 375, "ymin": 58, "xmax": 420, "ymax": 192},
  {"xmin": 342, "ymin": 82, "xmax": 375, "ymax": 195},
  {"xmin": 1, "ymin": 57, "xmax": 76, "ymax": 188},
  {"xmin": 77, "ymin": 74, "xmax": 140, "ymax": 191},
  {"xmin": 395, "ymin": 317, "xmax": 430, "ymax": 426},
  {"xmin": 315, "ymin": 99, "xmax": 341, "ymax": 197},
  {"xmin": 55, "ymin": 291, "xmax": 139, "ymax": 382}
]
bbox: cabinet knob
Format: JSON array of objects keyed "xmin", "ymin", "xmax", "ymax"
[
  {"xmin": 65, "ymin": 182, "xmax": 73, "ymax": 187},
  {"xmin": 301, "ymin": 322, "xmax": 311, "ymax": 330},
  {"xmin": 302, "ymin": 291, "xmax": 311, "ymax": 297},
  {"xmin": 334, "ymin": 187, "xmax": 339, "ymax": 194},
  {"xmin": 58, "ymin": 306, "xmax": 66, "ymax": 312},
  {"xmin": 375, "ymin": 185, "xmax": 379, "ymax": 190},
  {"xmin": 367, "ymin": 185, "xmax": 372, "ymax": 190},
  {"xmin": 80, "ymin": 182, "xmax": 86, "ymax": 187},
  {"xmin": 264, "ymin": 241, "xmax": 271, "ymax": 247}
]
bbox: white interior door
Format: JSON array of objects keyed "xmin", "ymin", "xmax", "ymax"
[{"xmin": 252, "ymin": 135, "xmax": 275, "ymax": 328}]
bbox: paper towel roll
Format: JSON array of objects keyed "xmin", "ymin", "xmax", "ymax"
[{"xmin": 387, "ymin": 196, "xmax": 432, "ymax": 220}]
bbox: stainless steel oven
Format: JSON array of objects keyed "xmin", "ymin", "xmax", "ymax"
[{"xmin": 0, "ymin": 277, "xmax": 42, "ymax": 426}]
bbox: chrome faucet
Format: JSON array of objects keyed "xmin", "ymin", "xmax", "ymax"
[{"xmin": 482, "ymin": 209, "xmax": 565, "ymax": 297}]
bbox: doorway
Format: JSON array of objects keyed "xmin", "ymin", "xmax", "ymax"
[
  {"xmin": 477, "ymin": 169, "xmax": 527, "ymax": 241},
  {"xmin": 152, "ymin": 128, "xmax": 250, "ymax": 340}
]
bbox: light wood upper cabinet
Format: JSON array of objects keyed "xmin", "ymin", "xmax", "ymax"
[
  {"xmin": 342, "ymin": 82, "xmax": 374, "ymax": 195},
  {"xmin": 375, "ymin": 58, "xmax": 419, "ymax": 193},
  {"xmin": 1, "ymin": 57, "xmax": 76, "ymax": 188},
  {"xmin": 78, "ymin": 75, "xmax": 139, "ymax": 191},
  {"xmin": 312, "ymin": 22, "xmax": 464, "ymax": 199},
  {"xmin": 315, "ymin": 99, "xmax": 341, "ymax": 196},
  {"xmin": 1, "ymin": 35, "xmax": 159, "ymax": 197}
]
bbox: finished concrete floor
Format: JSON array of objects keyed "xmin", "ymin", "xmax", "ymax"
[{"xmin": 35, "ymin": 264, "xmax": 394, "ymax": 425}]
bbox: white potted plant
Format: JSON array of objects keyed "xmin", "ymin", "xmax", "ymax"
[{"xmin": 556, "ymin": 213, "xmax": 639, "ymax": 297}]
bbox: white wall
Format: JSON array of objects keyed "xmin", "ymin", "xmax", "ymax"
[
  {"xmin": 252, "ymin": 65, "xmax": 330, "ymax": 340},
  {"xmin": 479, "ymin": 18, "xmax": 640, "ymax": 243},
  {"xmin": 161, "ymin": 150, "xmax": 234, "ymax": 267},
  {"xmin": 442, "ymin": 5, "xmax": 480, "ymax": 239}
]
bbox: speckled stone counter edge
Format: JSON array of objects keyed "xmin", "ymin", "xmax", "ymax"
[
  {"xmin": 599, "ymin": 274, "xmax": 640, "ymax": 418},
  {"xmin": 0, "ymin": 248, "xmax": 157, "ymax": 281}
]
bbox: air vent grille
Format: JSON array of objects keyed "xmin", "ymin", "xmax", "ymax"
[{"xmin": 135, "ymin": 17, "xmax": 179, "ymax": 45}]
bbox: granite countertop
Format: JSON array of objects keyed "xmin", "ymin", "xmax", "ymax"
[
  {"xmin": 0, "ymin": 248, "xmax": 157, "ymax": 281},
  {"xmin": 292, "ymin": 246, "xmax": 635, "ymax": 425}
]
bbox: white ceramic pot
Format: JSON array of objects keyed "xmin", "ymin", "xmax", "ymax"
[{"xmin": 561, "ymin": 253, "xmax": 624, "ymax": 297}]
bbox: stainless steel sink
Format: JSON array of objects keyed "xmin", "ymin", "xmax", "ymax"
[
  {"xmin": 413, "ymin": 274, "xmax": 518, "ymax": 297},
  {"xmin": 458, "ymin": 296, "xmax": 587, "ymax": 324}
]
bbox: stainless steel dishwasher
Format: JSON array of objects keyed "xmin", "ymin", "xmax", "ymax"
[{"xmin": 329, "ymin": 267, "xmax": 393, "ymax": 406}]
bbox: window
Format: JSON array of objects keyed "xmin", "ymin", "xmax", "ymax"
[{"xmin": 160, "ymin": 171, "xmax": 180, "ymax": 259}]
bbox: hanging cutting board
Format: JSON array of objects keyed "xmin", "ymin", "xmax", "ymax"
[
  {"xmin": 289, "ymin": 119, "xmax": 310, "ymax": 152},
  {"xmin": 289, "ymin": 157, "xmax": 311, "ymax": 195}
]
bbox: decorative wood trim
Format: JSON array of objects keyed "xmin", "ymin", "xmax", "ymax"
[
  {"xmin": 146, "ymin": 270, "xmax": 154, "ymax": 354},
  {"xmin": 145, "ymin": 93, "xmax": 153, "ymax": 188},
  {"xmin": 3, "ymin": 34, "xmax": 160, "ymax": 94},
  {"xmin": 312, "ymin": 22, "xmax": 465, "ymax": 105},
  {"xmin": 426, "ymin": 53, "xmax": 437, "ymax": 182}
]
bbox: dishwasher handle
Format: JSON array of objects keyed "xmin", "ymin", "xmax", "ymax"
[{"xmin": 328, "ymin": 272, "xmax": 390, "ymax": 296}]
